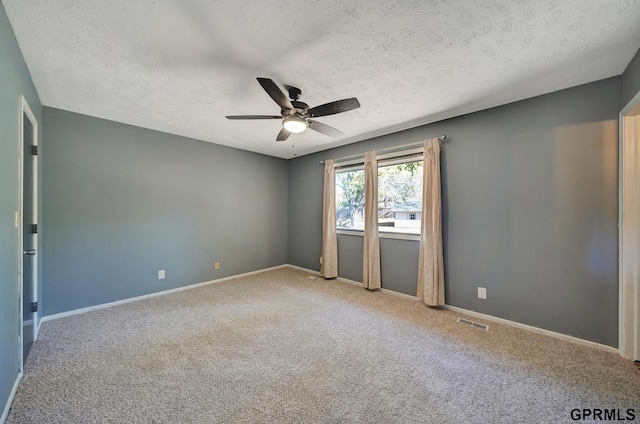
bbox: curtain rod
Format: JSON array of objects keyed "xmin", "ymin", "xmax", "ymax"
[{"xmin": 319, "ymin": 135, "xmax": 446, "ymax": 165}]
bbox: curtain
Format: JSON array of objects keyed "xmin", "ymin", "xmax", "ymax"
[
  {"xmin": 321, "ymin": 159, "xmax": 338, "ymax": 278},
  {"xmin": 363, "ymin": 151, "xmax": 381, "ymax": 290},
  {"xmin": 417, "ymin": 138, "xmax": 445, "ymax": 306}
]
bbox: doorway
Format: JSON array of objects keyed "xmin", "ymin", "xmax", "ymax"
[
  {"xmin": 620, "ymin": 91, "xmax": 640, "ymax": 362},
  {"xmin": 19, "ymin": 95, "xmax": 38, "ymax": 369}
]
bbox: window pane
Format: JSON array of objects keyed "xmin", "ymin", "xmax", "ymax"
[
  {"xmin": 336, "ymin": 169, "xmax": 365, "ymax": 230},
  {"xmin": 378, "ymin": 160, "xmax": 423, "ymax": 234}
]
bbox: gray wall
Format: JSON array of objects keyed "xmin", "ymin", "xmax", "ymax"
[
  {"xmin": 337, "ymin": 236, "xmax": 419, "ymax": 297},
  {"xmin": 288, "ymin": 77, "xmax": 620, "ymax": 347},
  {"xmin": 42, "ymin": 108, "xmax": 287, "ymax": 316},
  {"xmin": 622, "ymin": 47, "xmax": 640, "ymax": 107},
  {"xmin": 0, "ymin": 2, "xmax": 43, "ymax": 416}
]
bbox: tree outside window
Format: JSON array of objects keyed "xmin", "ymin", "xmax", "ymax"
[
  {"xmin": 336, "ymin": 169, "xmax": 365, "ymax": 229},
  {"xmin": 378, "ymin": 160, "xmax": 423, "ymax": 234},
  {"xmin": 335, "ymin": 158, "xmax": 423, "ymax": 234}
]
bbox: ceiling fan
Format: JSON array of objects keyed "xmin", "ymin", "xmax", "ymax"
[{"xmin": 226, "ymin": 78, "xmax": 361, "ymax": 142}]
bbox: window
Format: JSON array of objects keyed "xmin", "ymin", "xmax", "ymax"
[
  {"xmin": 377, "ymin": 158, "xmax": 423, "ymax": 235},
  {"xmin": 335, "ymin": 155, "xmax": 423, "ymax": 236},
  {"xmin": 336, "ymin": 167, "xmax": 365, "ymax": 230}
]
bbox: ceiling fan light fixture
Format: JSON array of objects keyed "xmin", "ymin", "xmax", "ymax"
[{"xmin": 283, "ymin": 115, "xmax": 307, "ymax": 133}]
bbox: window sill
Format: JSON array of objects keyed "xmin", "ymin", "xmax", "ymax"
[
  {"xmin": 337, "ymin": 229, "xmax": 420, "ymax": 241},
  {"xmin": 379, "ymin": 232, "xmax": 420, "ymax": 241}
]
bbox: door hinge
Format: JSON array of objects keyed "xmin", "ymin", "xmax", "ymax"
[
  {"xmin": 30, "ymin": 302, "xmax": 38, "ymax": 313},
  {"xmin": 31, "ymin": 145, "xmax": 38, "ymax": 155},
  {"xmin": 31, "ymin": 224, "xmax": 38, "ymax": 234}
]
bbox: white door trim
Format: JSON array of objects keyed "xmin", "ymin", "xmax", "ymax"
[
  {"xmin": 619, "ymin": 89, "xmax": 640, "ymax": 361},
  {"xmin": 17, "ymin": 95, "xmax": 39, "ymax": 374}
]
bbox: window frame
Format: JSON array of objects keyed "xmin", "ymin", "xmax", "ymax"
[
  {"xmin": 335, "ymin": 165, "xmax": 365, "ymax": 232},
  {"xmin": 334, "ymin": 148, "xmax": 423, "ymax": 241}
]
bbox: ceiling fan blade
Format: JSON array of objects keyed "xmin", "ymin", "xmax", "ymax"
[
  {"xmin": 307, "ymin": 120, "xmax": 345, "ymax": 138},
  {"xmin": 276, "ymin": 128, "xmax": 291, "ymax": 141},
  {"xmin": 257, "ymin": 78, "xmax": 293, "ymax": 110},
  {"xmin": 225, "ymin": 115, "xmax": 282, "ymax": 120},
  {"xmin": 307, "ymin": 98, "xmax": 360, "ymax": 118}
]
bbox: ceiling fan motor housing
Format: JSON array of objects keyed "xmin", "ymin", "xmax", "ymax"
[
  {"xmin": 287, "ymin": 86, "xmax": 302, "ymax": 101},
  {"xmin": 282, "ymin": 101, "xmax": 309, "ymax": 119}
]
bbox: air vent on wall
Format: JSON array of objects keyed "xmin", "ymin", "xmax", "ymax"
[{"xmin": 457, "ymin": 317, "xmax": 489, "ymax": 331}]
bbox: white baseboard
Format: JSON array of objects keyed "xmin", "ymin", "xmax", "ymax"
[
  {"xmin": 442, "ymin": 305, "xmax": 619, "ymax": 354},
  {"xmin": 287, "ymin": 265, "xmax": 421, "ymax": 302},
  {"xmin": 337, "ymin": 276, "xmax": 421, "ymax": 302},
  {"xmin": 41, "ymin": 264, "xmax": 289, "ymax": 323},
  {"xmin": 380, "ymin": 288, "xmax": 421, "ymax": 302},
  {"xmin": 286, "ymin": 264, "xmax": 322, "ymax": 276},
  {"xmin": 283, "ymin": 265, "xmax": 362, "ymax": 287},
  {"xmin": 38, "ymin": 263, "xmax": 620, "ymax": 356},
  {"xmin": 337, "ymin": 276, "xmax": 363, "ymax": 287},
  {"xmin": 1, "ymin": 372, "xmax": 22, "ymax": 424},
  {"xmin": 285, "ymin": 264, "xmax": 618, "ymax": 354}
]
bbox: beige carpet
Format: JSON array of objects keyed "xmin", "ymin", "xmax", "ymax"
[{"xmin": 7, "ymin": 267, "xmax": 640, "ymax": 423}]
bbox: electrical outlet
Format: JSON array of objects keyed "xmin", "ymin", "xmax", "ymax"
[
  {"xmin": 320, "ymin": 257, "xmax": 323, "ymax": 264},
  {"xmin": 158, "ymin": 270, "xmax": 165, "ymax": 280},
  {"xmin": 215, "ymin": 262, "xmax": 220, "ymax": 270},
  {"xmin": 477, "ymin": 287, "xmax": 487, "ymax": 299}
]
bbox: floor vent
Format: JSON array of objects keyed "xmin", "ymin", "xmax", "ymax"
[
  {"xmin": 457, "ymin": 317, "xmax": 489, "ymax": 331},
  {"xmin": 306, "ymin": 276, "xmax": 323, "ymax": 281}
]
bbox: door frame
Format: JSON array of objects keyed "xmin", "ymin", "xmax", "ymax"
[
  {"xmin": 17, "ymin": 95, "xmax": 39, "ymax": 372},
  {"xmin": 619, "ymin": 90, "xmax": 640, "ymax": 361}
]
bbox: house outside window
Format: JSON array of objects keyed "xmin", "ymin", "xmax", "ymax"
[{"xmin": 336, "ymin": 155, "xmax": 422, "ymax": 236}]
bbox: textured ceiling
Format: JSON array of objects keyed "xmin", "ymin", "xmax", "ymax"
[{"xmin": 4, "ymin": 0, "xmax": 640, "ymax": 159}]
